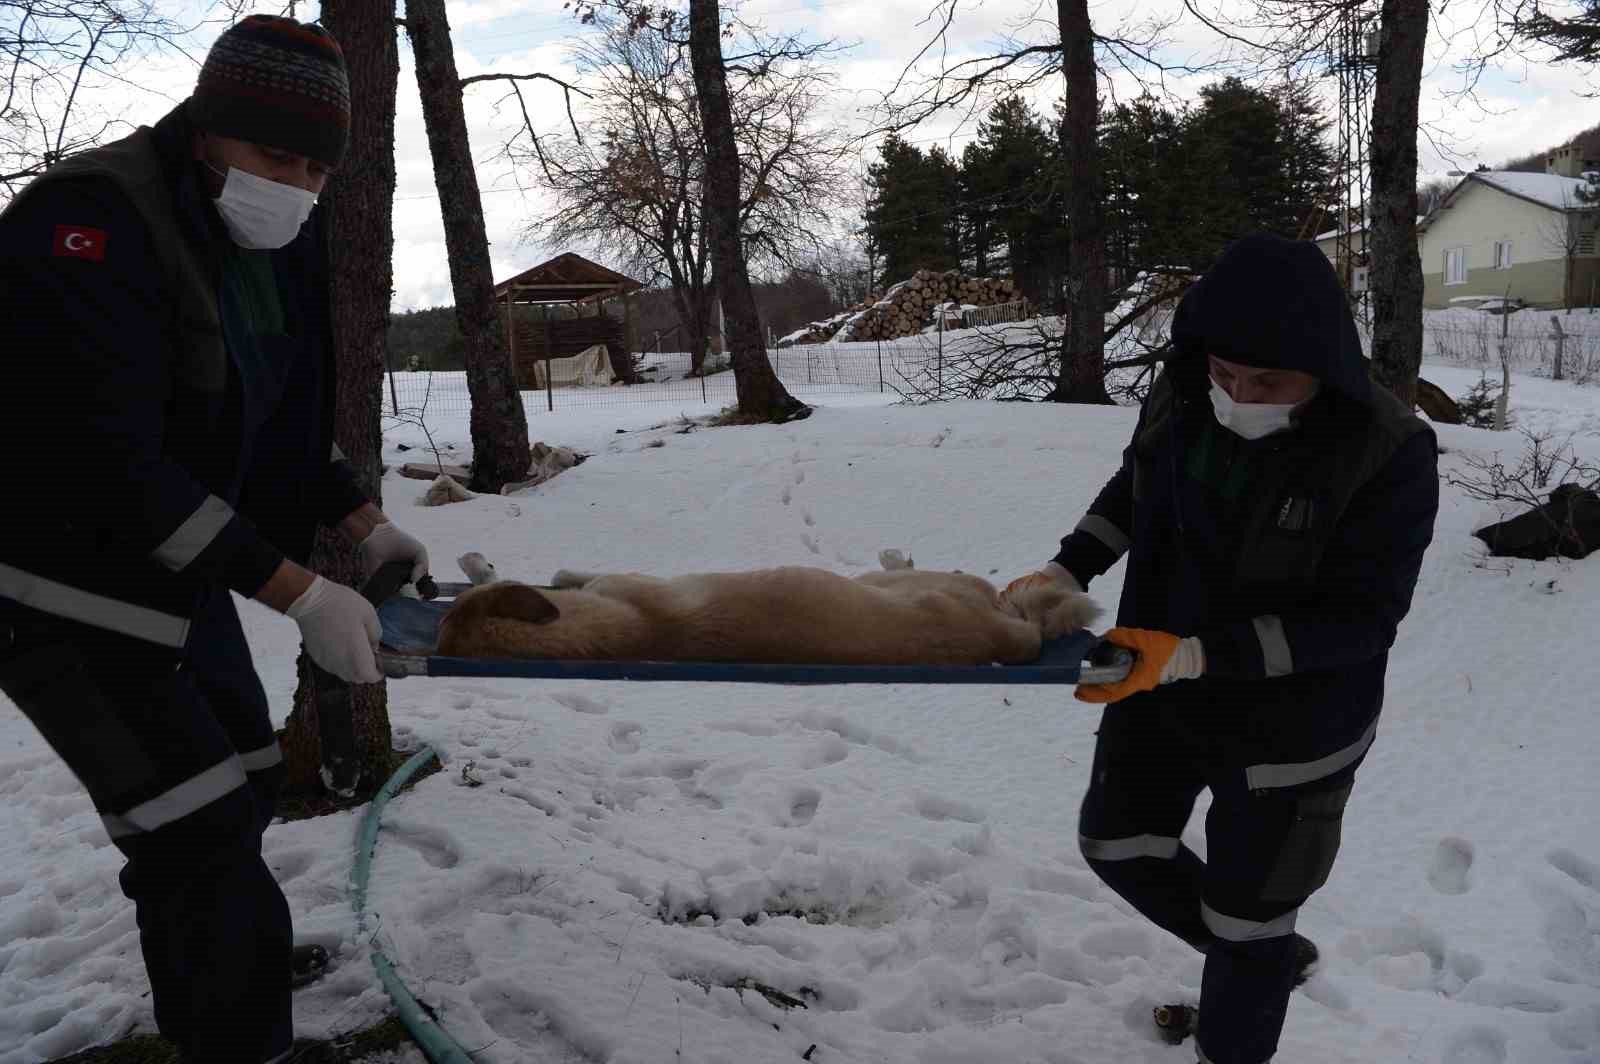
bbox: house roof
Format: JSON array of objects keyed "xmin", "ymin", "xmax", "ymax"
[
  {"xmin": 1311, "ymin": 217, "xmax": 1426, "ymax": 244},
  {"xmin": 493, "ymin": 252, "xmax": 644, "ymax": 304},
  {"xmin": 1418, "ymin": 171, "xmax": 1597, "ymax": 230},
  {"xmin": 1472, "ymin": 171, "xmax": 1595, "ymax": 209}
]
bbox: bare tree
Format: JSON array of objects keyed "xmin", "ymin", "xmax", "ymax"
[
  {"xmin": 519, "ymin": 20, "xmax": 847, "ymax": 374},
  {"xmin": 1, "ymin": 0, "xmax": 185, "ymax": 196},
  {"xmin": 687, "ymin": 0, "xmax": 808, "ymax": 420},
  {"xmin": 279, "ymin": 0, "xmax": 399, "ymax": 800},
  {"xmin": 1539, "ymin": 183, "xmax": 1600, "ymax": 310},
  {"xmin": 1368, "ymin": 0, "xmax": 1429, "ymax": 409},
  {"xmin": 403, "ymin": 0, "xmax": 536, "ymax": 492},
  {"xmin": 874, "ymin": 0, "xmax": 1199, "ymax": 404},
  {"xmin": 1504, "ymin": 0, "xmax": 1600, "ymax": 65},
  {"xmin": 1052, "ymin": 0, "xmax": 1111, "ymax": 403},
  {"xmin": 1179, "ymin": 0, "xmax": 1432, "ymax": 407}
]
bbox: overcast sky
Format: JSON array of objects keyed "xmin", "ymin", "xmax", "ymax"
[{"xmin": 64, "ymin": 0, "xmax": 1600, "ymax": 310}]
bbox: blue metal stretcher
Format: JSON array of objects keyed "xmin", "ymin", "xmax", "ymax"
[{"xmin": 375, "ymin": 579, "xmax": 1133, "ymax": 687}]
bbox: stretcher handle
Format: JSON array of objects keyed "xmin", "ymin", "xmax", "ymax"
[
  {"xmin": 361, "ymin": 560, "xmax": 439, "ymax": 607},
  {"xmin": 1081, "ymin": 638, "xmax": 1136, "ymax": 686},
  {"xmin": 312, "ymin": 563, "xmax": 438, "ymax": 796}
]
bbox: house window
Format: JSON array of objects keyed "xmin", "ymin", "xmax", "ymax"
[
  {"xmin": 1493, "ymin": 240, "xmax": 1513, "ymax": 269},
  {"xmin": 1444, "ymin": 247, "xmax": 1467, "ymax": 285}
]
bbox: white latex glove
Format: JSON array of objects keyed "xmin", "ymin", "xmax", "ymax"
[
  {"xmin": 357, "ymin": 522, "xmax": 430, "ymax": 584},
  {"xmin": 286, "ymin": 576, "xmax": 383, "ymax": 684}
]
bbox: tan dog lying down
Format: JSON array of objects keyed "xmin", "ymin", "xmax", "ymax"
[{"xmin": 436, "ymin": 552, "xmax": 1100, "ymax": 666}]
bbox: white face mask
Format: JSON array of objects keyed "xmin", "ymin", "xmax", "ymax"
[
  {"xmin": 207, "ymin": 164, "xmax": 316, "ymax": 250},
  {"xmin": 1208, "ymin": 377, "xmax": 1300, "ymax": 440}
]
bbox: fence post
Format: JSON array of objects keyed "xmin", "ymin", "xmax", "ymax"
[
  {"xmin": 876, "ymin": 337, "xmax": 884, "ymax": 393},
  {"xmin": 701, "ymin": 364, "xmax": 708, "ymax": 404},
  {"xmin": 1550, "ymin": 315, "xmax": 1565, "ymax": 382},
  {"xmin": 543, "ymin": 308, "xmax": 555, "ymax": 413},
  {"xmin": 937, "ymin": 309, "xmax": 944, "ymax": 396}
]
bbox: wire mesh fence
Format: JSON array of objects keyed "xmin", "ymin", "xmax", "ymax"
[
  {"xmin": 384, "ymin": 336, "xmax": 963, "ymax": 418},
  {"xmin": 1422, "ymin": 320, "xmax": 1600, "ymax": 385},
  {"xmin": 382, "ymin": 311, "xmax": 1600, "ymax": 428}
]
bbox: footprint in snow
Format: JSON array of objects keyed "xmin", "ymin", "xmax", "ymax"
[
  {"xmin": 802, "ymin": 509, "xmax": 815, "ymax": 527},
  {"xmin": 265, "ymin": 847, "xmax": 317, "ymax": 885},
  {"xmin": 1428, "ymin": 836, "xmax": 1475, "ymax": 895},
  {"xmin": 386, "ymin": 822, "xmax": 462, "ymax": 869},
  {"xmin": 1440, "ymin": 1025, "xmax": 1507, "ymax": 1064},
  {"xmin": 800, "ymin": 532, "xmax": 821, "ymax": 555},
  {"xmin": 1549, "ymin": 848, "xmax": 1600, "ymax": 891},
  {"xmin": 1534, "ymin": 849, "xmax": 1600, "ymax": 986},
  {"xmin": 781, "ymin": 484, "xmax": 792, "ymax": 506},
  {"xmin": 550, "ymin": 691, "xmax": 609, "ymax": 715},
  {"xmin": 914, "ymin": 793, "xmax": 986, "ymax": 824},
  {"xmin": 1341, "ymin": 921, "xmax": 1477, "ymax": 994},
  {"xmin": 607, "ymin": 721, "xmax": 643, "ymax": 754},
  {"xmin": 783, "ymin": 786, "xmax": 821, "ymax": 826},
  {"xmin": 1455, "ymin": 979, "xmax": 1566, "ymax": 1014},
  {"xmin": 1548, "ymin": 1002, "xmax": 1600, "ymax": 1053}
]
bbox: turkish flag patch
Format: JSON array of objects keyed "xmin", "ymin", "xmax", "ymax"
[{"xmin": 52, "ymin": 225, "xmax": 108, "ymax": 262}]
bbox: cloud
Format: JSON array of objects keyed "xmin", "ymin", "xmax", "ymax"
[{"xmin": 46, "ymin": 0, "xmax": 1600, "ymax": 310}]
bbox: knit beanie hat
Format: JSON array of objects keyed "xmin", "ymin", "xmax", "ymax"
[{"xmin": 188, "ymin": 15, "xmax": 350, "ymax": 169}]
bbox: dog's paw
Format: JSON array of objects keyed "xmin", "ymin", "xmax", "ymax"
[
  {"xmin": 878, "ymin": 549, "xmax": 915, "ymax": 571},
  {"xmin": 551, "ymin": 569, "xmax": 597, "ymax": 589},
  {"xmin": 1004, "ymin": 583, "xmax": 1101, "ymax": 639},
  {"xmin": 458, "ymin": 552, "xmax": 499, "ymax": 586}
]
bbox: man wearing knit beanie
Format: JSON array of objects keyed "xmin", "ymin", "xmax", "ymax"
[{"xmin": 0, "ymin": 15, "xmax": 434, "ymax": 1062}]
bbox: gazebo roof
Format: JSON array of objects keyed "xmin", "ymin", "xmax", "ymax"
[{"xmin": 493, "ymin": 252, "xmax": 644, "ymax": 305}]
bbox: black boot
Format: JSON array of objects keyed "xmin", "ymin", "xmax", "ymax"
[
  {"xmin": 1152, "ymin": 935, "xmax": 1320, "ymax": 1046},
  {"xmin": 1291, "ymin": 933, "xmax": 1320, "ymax": 987},
  {"xmin": 290, "ymin": 943, "xmax": 330, "ymax": 989}
]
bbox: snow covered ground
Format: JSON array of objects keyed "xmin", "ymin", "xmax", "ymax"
[{"xmin": 2, "ymin": 361, "xmax": 1599, "ymax": 1063}]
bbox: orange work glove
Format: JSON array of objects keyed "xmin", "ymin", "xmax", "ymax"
[{"xmin": 1075, "ymin": 627, "xmax": 1182, "ymax": 704}]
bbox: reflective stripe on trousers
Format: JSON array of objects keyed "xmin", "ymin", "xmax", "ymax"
[
  {"xmin": 0, "ymin": 562, "xmax": 190, "ymax": 648},
  {"xmin": 100, "ymin": 755, "xmax": 248, "ymax": 839}
]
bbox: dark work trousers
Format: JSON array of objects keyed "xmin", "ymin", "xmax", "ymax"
[
  {"xmin": 1077, "ymin": 683, "xmax": 1376, "ymax": 1064},
  {"xmin": 0, "ymin": 586, "xmax": 292, "ymax": 1063}
]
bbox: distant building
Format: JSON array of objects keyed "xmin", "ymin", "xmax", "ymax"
[
  {"xmin": 1311, "ymin": 147, "xmax": 1600, "ymax": 309},
  {"xmin": 1415, "ymin": 147, "xmax": 1600, "ymax": 309}
]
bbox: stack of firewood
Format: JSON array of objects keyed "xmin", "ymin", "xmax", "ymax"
[
  {"xmin": 775, "ymin": 271, "xmax": 1020, "ymax": 347},
  {"xmin": 836, "ymin": 270, "xmax": 1019, "ymax": 342}
]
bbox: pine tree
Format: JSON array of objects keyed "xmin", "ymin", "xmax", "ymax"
[
  {"xmin": 971, "ymin": 96, "xmax": 1063, "ymax": 304},
  {"xmin": 865, "ymin": 135, "xmax": 960, "ymax": 287}
]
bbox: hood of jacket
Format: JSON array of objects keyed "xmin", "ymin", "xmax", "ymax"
[{"xmin": 1169, "ymin": 233, "xmax": 1372, "ymax": 409}]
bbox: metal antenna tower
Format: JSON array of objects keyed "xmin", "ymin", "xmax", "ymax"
[{"xmin": 1331, "ymin": 3, "xmax": 1379, "ymax": 322}]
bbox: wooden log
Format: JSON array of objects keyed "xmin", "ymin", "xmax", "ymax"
[{"xmin": 400, "ymin": 462, "xmax": 472, "ymax": 485}]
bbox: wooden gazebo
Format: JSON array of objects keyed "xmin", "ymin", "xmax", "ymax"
[{"xmin": 493, "ymin": 252, "xmax": 645, "ymax": 401}]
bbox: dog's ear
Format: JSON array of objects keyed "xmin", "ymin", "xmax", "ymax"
[{"xmin": 480, "ymin": 583, "xmax": 561, "ymax": 625}]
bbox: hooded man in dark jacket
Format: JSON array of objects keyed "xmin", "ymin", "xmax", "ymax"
[
  {"xmin": 1005, "ymin": 234, "xmax": 1439, "ymax": 1063},
  {"xmin": 0, "ymin": 16, "xmax": 433, "ymax": 1062}
]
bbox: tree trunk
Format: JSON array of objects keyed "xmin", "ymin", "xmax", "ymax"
[
  {"xmin": 1368, "ymin": 0, "xmax": 1429, "ymax": 410},
  {"xmin": 1051, "ymin": 0, "xmax": 1112, "ymax": 404},
  {"xmin": 687, "ymin": 0, "xmax": 810, "ymax": 422},
  {"xmin": 405, "ymin": 0, "xmax": 531, "ymax": 490},
  {"xmin": 279, "ymin": 0, "xmax": 399, "ymax": 799}
]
